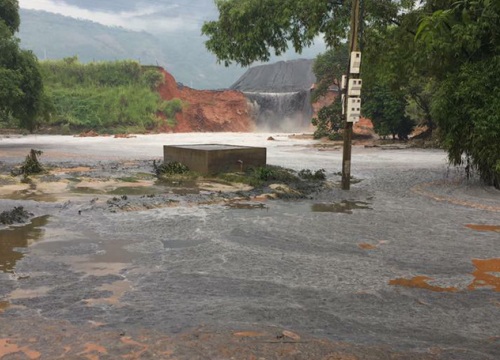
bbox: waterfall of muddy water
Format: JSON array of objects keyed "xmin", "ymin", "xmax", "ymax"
[{"xmin": 244, "ymin": 90, "xmax": 313, "ymax": 132}]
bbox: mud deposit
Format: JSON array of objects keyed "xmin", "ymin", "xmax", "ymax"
[{"xmin": 0, "ymin": 133, "xmax": 499, "ymax": 359}]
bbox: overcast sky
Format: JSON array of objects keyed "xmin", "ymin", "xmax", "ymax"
[{"xmin": 19, "ymin": 0, "xmax": 209, "ymax": 33}]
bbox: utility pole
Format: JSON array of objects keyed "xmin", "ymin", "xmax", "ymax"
[{"xmin": 341, "ymin": 0, "xmax": 361, "ymax": 190}]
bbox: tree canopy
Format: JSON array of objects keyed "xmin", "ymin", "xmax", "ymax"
[
  {"xmin": 0, "ymin": 0, "xmax": 20, "ymax": 33},
  {"xmin": 0, "ymin": 0, "xmax": 45, "ymax": 131}
]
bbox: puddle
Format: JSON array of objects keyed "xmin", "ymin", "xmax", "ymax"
[
  {"xmin": 8, "ymin": 286, "xmax": 52, "ymax": 300},
  {"xmin": 465, "ymin": 224, "xmax": 500, "ymax": 233},
  {"xmin": 468, "ymin": 258, "xmax": 500, "ymax": 292},
  {"xmin": 0, "ymin": 216, "xmax": 50, "ymax": 273},
  {"xmin": 84, "ymin": 280, "xmax": 132, "ymax": 307},
  {"xmin": 37, "ymin": 236, "xmax": 137, "ymax": 277},
  {"xmin": 311, "ymin": 201, "xmax": 372, "ymax": 214},
  {"xmin": 389, "ymin": 276, "xmax": 458, "ymax": 293},
  {"xmin": 2, "ymin": 190, "xmax": 59, "ymax": 202},
  {"xmin": 107, "ymin": 186, "xmax": 162, "ymax": 196},
  {"xmin": 225, "ymin": 202, "xmax": 268, "ymax": 210},
  {"xmin": 89, "ymin": 240, "xmax": 136, "ymax": 264},
  {"xmin": 51, "ymin": 166, "xmax": 92, "ymax": 174},
  {"xmin": 70, "ymin": 186, "xmax": 103, "ymax": 195},
  {"xmin": 171, "ymin": 188, "xmax": 201, "ymax": 195}
]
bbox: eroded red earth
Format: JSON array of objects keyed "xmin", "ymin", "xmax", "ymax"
[{"xmin": 156, "ymin": 69, "xmax": 254, "ymax": 133}]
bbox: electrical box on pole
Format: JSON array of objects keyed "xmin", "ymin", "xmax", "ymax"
[
  {"xmin": 348, "ymin": 79, "xmax": 362, "ymax": 96},
  {"xmin": 350, "ymin": 51, "xmax": 361, "ymax": 74},
  {"xmin": 341, "ymin": 75, "xmax": 347, "ymax": 90},
  {"xmin": 346, "ymin": 97, "xmax": 361, "ymax": 123}
]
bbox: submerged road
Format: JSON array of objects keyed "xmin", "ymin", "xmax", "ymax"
[{"xmin": 0, "ymin": 133, "xmax": 499, "ymax": 359}]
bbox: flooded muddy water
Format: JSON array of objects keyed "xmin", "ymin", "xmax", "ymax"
[
  {"xmin": 0, "ymin": 216, "xmax": 49, "ymax": 273},
  {"xmin": 0, "ymin": 134, "xmax": 499, "ymax": 359}
]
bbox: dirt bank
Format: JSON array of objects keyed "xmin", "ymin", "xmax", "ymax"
[{"xmin": 157, "ymin": 69, "xmax": 254, "ymax": 132}]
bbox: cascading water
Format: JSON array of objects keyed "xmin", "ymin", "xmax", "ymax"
[
  {"xmin": 231, "ymin": 59, "xmax": 316, "ymax": 131},
  {"xmin": 244, "ymin": 91, "xmax": 313, "ymax": 131}
]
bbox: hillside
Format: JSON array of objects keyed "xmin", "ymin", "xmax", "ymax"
[
  {"xmin": 35, "ymin": 59, "xmax": 253, "ymax": 134},
  {"xmin": 18, "ymin": 9, "xmax": 246, "ymax": 90}
]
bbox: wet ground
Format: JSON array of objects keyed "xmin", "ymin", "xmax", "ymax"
[{"xmin": 0, "ymin": 133, "xmax": 499, "ymax": 359}]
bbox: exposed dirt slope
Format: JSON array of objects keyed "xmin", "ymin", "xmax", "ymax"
[{"xmin": 157, "ymin": 69, "xmax": 254, "ymax": 132}]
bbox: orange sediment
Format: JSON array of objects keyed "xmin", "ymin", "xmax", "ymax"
[
  {"xmin": 468, "ymin": 258, "xmax": 500, "ymax": 292},
  {"xmin": 389, "ymin": 276, "xmax": 458, "ymax": 292},
  {"xmin": 465, "ymin": 224, "xmax": 500, "ymax": 232}
]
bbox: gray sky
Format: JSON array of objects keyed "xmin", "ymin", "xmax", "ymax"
[{"xmin": 19, "ymin": 0, "xmax": 207, "ymax": 33}]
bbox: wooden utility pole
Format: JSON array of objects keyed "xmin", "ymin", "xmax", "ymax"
[{"xmin": 341, "ymin": 0, "xmax": 361, "ymax": 190}]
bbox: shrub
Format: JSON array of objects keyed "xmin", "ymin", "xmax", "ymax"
[{"xmin": 153, "ymin": 160, "xmax": 190, "ymax": 177}]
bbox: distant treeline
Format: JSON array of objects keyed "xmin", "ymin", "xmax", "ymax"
[{"xmin": 40, "ymin": 57, "xmax": 182, "ymax": 134}]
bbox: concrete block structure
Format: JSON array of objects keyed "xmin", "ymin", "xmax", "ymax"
[{"xmin": 163, "ymin": 144, "xmax": 266, "ymax": 175}]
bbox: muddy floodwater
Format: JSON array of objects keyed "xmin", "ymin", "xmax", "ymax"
[{"xmin": 0, "ymin": 133, "xmax": 499, "ymax": 359}]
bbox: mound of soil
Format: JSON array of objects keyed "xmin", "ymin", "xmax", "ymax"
[{"xmin": 157, "ymin": 69, "xmax": 254, "ymax": 133}]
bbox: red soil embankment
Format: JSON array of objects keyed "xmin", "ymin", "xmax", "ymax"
[{"xmin": 157, "ymin": 69, "xmax": 254, "ymax": 133}]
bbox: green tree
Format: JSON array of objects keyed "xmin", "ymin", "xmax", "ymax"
[
  {"xmin": 0, "ymin": 0, "xmax": 45, "ymax": 131},
  {"xmin": 363, "ymin": 83, "xmax": 414, "ymax": 140},
  {"xmin": 310, "ymin": 45, "xmax": 348, "ymax": 139},
  {"xmin": 417, "ymin": 0, "xmax": 500, "ymax": 187},
  {"xmin": 202, "ymin": 0, "xmax": 371, "ymax": 66},
  {"xmin": 0, "ymin": 0, "xmax": 20, "ymax": 33}
]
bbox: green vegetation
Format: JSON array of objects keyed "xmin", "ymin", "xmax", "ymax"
[
  {"xmin": 40, "ymin": 59, "xmax": 182, "ymax": 133},
  {"xmin": 0, "ymin": 0, "xmax": 45, "ymax": 131},
  {"xmin": 203, "ymin": 0, "xmax": 499, "ymax": 188},
  {"xmin": 310, "ymin": 46, "xmax": 348, "ymax": 140},
  {"xmin": 10, "ymin": 149, "xmax": 45, "ymax": 179},
  {"xmin": 153, "ymin": 161, "xmax": 190, "ymax": 177},
  {"xmin": 417, "ymin": 0, "xmax": 500, "ymax": 188},
  {"xmin": 298, "ymin": 169, "xmax": 326, "ymax": 181},
  {"xmin": 0, "ymin": 206, "xmax": 32, "ymax": 225},
  {"xmin": 217, "ymin": 165, "xmax": 327, "ymax": 191}
]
